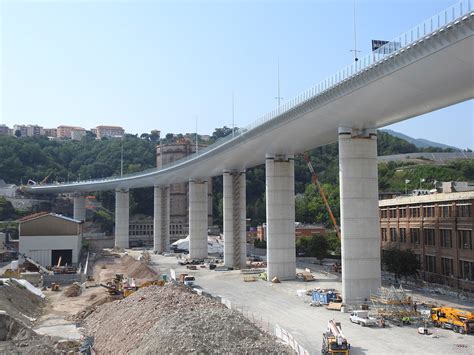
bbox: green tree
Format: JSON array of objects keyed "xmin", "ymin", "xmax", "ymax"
[
  {"xmin": 382, "ymin": 248, "xmax": 420, "ymax": 282},
  {"xmin": 296, "ymin": 234, "xmax": 329, "ymax": 262},
  {"xmin": 0, "ymin": 197, "xmax": 16, "ymax": 220},
  {"xmin": 326, "ymin": 231, "xmax": 341, "ymax": 256}
]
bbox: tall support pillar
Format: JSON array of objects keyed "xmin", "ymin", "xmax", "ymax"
[
  {"xmin": 223, "ymin": 170, "xmax": 246, "ymax": 269},
  {"xmin": 73, "ymin": 194, "xmax": 86, "ymax": 222},
  {"xmin": 154, "ymin": 186, "xmax": 170, "ymax": 254},
  {"xmin": 189, "ymin": 179, "xmax": 208, "ymax": 259},
  {"xmin": 266, "ymin": 154, "xmax": 296, "ymax": 281},
  {"xmin": 115, "ymin": 189, "xmax": 129, "ymax": 249},
  {"xmin": 339, "ymin": 127, "xmax": 381, "ymax": 305}
]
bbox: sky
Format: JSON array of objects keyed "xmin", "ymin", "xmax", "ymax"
[{"xmin": 0, "ymin": 0, "xmax": 473, "ymax": 149}]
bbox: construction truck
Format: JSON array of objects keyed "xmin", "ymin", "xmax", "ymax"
[
  {"xmin": 431, "ymin": 307, "xmax": 474, "ymax": 334},
  {"xmin": 322, "ymin": 320, "xmax": 350, "ymax": 355}
]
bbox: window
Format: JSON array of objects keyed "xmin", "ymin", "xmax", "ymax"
[
  {"xmin": 458, "ymin": 230, "xmax": 472, "ymax": 250},
  {"xmin": 399, "ymin": 228, "xmax": 407, "ymax": 243},
  {"xmin": 439, "ymin": 205, "xmax": 451, "ymax": 218},
  {"xmin": 459, "ymin": 260, "xmax": 474, "ymax": 281},
  {"xmin": 381, "ymin": 228, "xmax": 388, "ymax": 241},
  {"xmin": 458, "ymin": 204, "xmax": 472, "ymax": 217},
  {"xmin": 424, "ymin": 229, "xmax": 436, "ymax": 246},
  {"xmin": 399, "ymin": 208, "xmax": 407, "ymax": 218},
  {"xmin": 410, "ymin": 228, "xmax": 420, "ymax": 245},
  {"xmin": 441, "ymin": 257, "xmax": 454, "ymax": 277},
  {"xmin": 389, "ymin": 209, "xmax": 397, "ymax": 219},
  {"xmin": 440, "ymin": 229, "xmax": 452, "ymax": 248},
  {"xmin": 410, "ymin": 207, "xmax": 421, "ymax": 218},
  {"xmin": 390, "ymin": 228, "xmax": 397, "ymax": 242},
  {"xmin": 425, "ymin": 255, "xmax": 437, "ymax": 273},
  {"xmin": 380, "ymin": 209, "xmax": 388, "ymax": 218},
  {"xmin": 423, "ymin": 205, "xmax": 435, "ymax": 217}
]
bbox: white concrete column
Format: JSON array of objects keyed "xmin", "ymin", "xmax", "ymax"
[
  {"xmin": 115, "ymin": 189, "xmax": 129, "ymax": 249},
  {"xmin": 154, "ymin": 186, "xmax": 170, "ymax": 253},
  {"xmin": 223, "ymin": 170, "xmax": 246, "ymax": 269},
  {"xmin": 189, "ymin": 179, "xmax": 208, "ymax": 259},
  {"xmin": 266, "ymin": 154, "xmax": 296, "ymax": 281},
  {"xmin": 339, "ymin": 127, "xmax": 381, "ymax": 305},
  {"xmin": 73, "ymin": 194, "xmax": 86, "ymax": 222}
]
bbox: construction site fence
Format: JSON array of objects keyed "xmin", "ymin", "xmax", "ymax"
[
  {"xmin": 382, "ymin": 271, "xmax": 474, "ymax": 299},
  {"xmin": 192, "ymin": 288, "xmax": 310, "ymax": 354},
  {"xmin": 420, "ymin": 271, "xmax": 474, "ymax": 297}
]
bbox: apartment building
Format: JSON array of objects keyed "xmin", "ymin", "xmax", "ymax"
[
  {"xmin": 92, "ymin": 125, "xmax": 125, "ymax": 139},
  {"xmin": 43, "ymin": 128, "xmax": 57, "ymax": 138},
  {"xmin": 57, "ymin": 125, "xmax": 85, "ymax": 139},
  {"xmin": 379, "ymin": 188, "xmax": 474, "ymax": 292}
]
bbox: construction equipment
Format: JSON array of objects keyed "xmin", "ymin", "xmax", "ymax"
[
  {"xmin": 101, "ymin": 274, "xmax": 165, "ymax": 297},
  {"xmin": 303, "ymin": 152, "xmax": 341, "ymax": 240},
  {"xmin": 322, "ymin": 320, "xmax": 350, "ymax": 355},
  {"xmin": 51, "ymin": 282, "xmax": 60, "ymax": 291},
  {"xmin": 431, "ymin": 307, "xmax": 474, "ymax": 334}
]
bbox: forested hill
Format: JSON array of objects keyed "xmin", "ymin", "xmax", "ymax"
[{"xmin": 0, "ymin": 130, "xmax": 472, "ymax": 227}]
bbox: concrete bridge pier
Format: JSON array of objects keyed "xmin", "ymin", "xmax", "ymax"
[
  {"xmin": 115, "ymin": 189, "xmax": 130, "ymax": 249},
  {"xmin": 338, "ymin": 127, "xmax": 381, "ymax": 305},
  {"xmin": 223, "ymin": 170, "xmax": 246, "ymax": 269},
  {"xmin": 189, "ymin": 179, "xmax": 208, "ymax": 259},
  {"xmin": 154, "ymin": 185, "xmax": 170, "ymax": 254},
  {"xmin": 73, "ymin": 194, "xmax": 86, "ymax": 221},
  {"xmin": 265, "ymin": 154, "xmax": 296, "ymax": 281}
]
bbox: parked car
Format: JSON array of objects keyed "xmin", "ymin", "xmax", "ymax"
[{"xmin": 349, "ymin": 310, "xmax": 378, "ymax": 327}]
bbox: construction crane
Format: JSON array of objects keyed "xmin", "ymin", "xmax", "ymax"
[{"xmin": 303, "ymin": 152, "xmax": 341, "ymax": 240}]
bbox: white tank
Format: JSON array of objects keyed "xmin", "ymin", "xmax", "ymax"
[{"xmin": 11, "ymin": 260, "xmax": 19, "ymax": 270}]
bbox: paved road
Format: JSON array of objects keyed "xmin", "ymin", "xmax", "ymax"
[{"xmin": 144, "ymin": 253, "xmax": 474, "ymax": 355}]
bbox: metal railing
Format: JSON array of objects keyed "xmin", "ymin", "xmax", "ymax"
[{"xmin": 36, "ymin": 0, "xmax": 472, "ymax": 189}]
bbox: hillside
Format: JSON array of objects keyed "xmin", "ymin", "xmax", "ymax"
[
  {"xmin": 0, "ymin": 130, "xmax": 472, "ymax": 227},
  {"xmin": 382, "ymin": 129, "xmax": 459, "ymax": 150}
]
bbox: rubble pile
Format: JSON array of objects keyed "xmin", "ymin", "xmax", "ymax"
[
  {"xmin": 0, "ymin": 279, "xmax": 45, "ymax": 325},
  {"xmin": 64, "ymin": 282, "xmax": 82, "ymax": 297},
  {"xmin": 84, "ymin": 284, "xmax": 292, "ymax": 354},
  {"xmin": 0, "ymin": 312, "xmax": 57, "ymax": 354},
  {"xmin": 120, "ymin": 255, "xmax": 157, "ymax": 279}
]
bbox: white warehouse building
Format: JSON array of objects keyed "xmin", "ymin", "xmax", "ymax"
[{"xmin": 19, "ymin": 213, "xmax": 83, "ymax": 267}]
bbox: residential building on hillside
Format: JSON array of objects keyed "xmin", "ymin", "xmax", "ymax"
[
  {"xmin": 43, "ymin": 128, "xmax": 57, "ymax": 138},
  {"xmin": 71, "ymin": 129, "xmax": 86, "ymax": 141},
  {"xmin": 13, "ymin": 125, "xmax": 28, "ymax": 137},
  {"xmin": 92, "ymin": 125, "xmax": 125, "ymax": 139},
  {"xmin": 26, "ymin": 125, "xmax": 44, "ymax": 137},
  {"xmin": 57, "ymin": 125, "xmax": 85, "ymax": 139},
  {"xmin": 0, "ymin": 124, "xmax": 11, "ymax": 136},
  {"xmin": 379, "ymin": 185, "xmax": 474, "ymax": 292}
]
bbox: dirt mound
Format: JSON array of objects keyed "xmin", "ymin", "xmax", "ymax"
[
  {"xmin": 120, "ymin": 255, "xmax": 157, "ymax": 279},
  {"xmin": 84, "ymin": 284, "xmax": 291, "ymax": 354},
  {"xmin": 0, "ymin": 311, "xmax": 58, "ymax": 354},
  {"xmin": 64, "ymin": 283, "xmax": 82, "ymax": 297},
  {"xmin": 0, "ymin": 279, "xmax": 45, "ymax": 326}
]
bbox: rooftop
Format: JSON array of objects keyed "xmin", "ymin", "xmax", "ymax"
[{"xmin": 379, "ymin": 190, "xmax": 474, "ymax": 207}]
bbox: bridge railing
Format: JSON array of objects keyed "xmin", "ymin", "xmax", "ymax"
[{"xmin": 38, "ymin": 0, "xmax": 472, "ymax": 187}]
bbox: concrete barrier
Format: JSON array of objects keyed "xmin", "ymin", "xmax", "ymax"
[{"xmin": 43, "ymin": 273, "xmax": 86, "ymax": 287}]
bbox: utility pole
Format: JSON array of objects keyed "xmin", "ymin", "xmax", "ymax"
[
  {"xmin": 195, "ymin": 116, "xmax": 198, "ymax": 154},
  {"xmin": 120, "ymin": 139, "xmax": 124, "ymax": 177},
  {"xmin": 232, "ymin": 92, "xmax": 235, "ymax": 138},
  {"xmin": 350, "ymin": 0, "xmax": 361, "ymax": 62},
  {"xmin": 275, "ymin": 58, "xmax": 284, "ymax": 107}
]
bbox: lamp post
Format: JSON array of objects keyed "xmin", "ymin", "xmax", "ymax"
[
  {"xmin": 419, "ymin": 178, "xmax": 425, "ymax": 189},
  {"xmin": 405, "ymin": 179, "xmax": 410, "ymax": 195}
]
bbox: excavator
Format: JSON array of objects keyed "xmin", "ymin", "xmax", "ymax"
[
  {"xmin": 100, "ymin": 273, "xmax": 165, "ymax": 298},
  {"xmin": 431, "ymin": 307, "xmax": 474, "ymax": 334}
]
